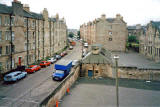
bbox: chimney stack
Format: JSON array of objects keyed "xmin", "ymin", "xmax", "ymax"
[
  {"xmin": 13, "ymin": 0, "xmax": 18, "ymax": 2},
  {"xmin": 23, "ymin": 4, "xmax": 30, "ymax": 12},
  {"xmin": 116, "ymin": 14, "xmax": 121, "ymax": 20},
  {"xmin": 56, "ymin": 13, "xmax": 59, "ymax": 20},
  {"xmin": 12, "ymin": 0, "xmax": 23, "ymax": 16},
  {"xmin": 101, "ymin": 14, "xmax": 106, "ymax": 21}
]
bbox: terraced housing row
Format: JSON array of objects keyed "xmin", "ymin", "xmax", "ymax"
[{"xmin": 0, "ymin": 0, "xmax": 67, "ymax": 73}]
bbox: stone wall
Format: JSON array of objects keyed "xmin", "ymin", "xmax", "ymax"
[
  {"xmin": 46, "ymin": 66, "xmax": 80, "ymax": 107},
  {"xmin": 117, "ymin": 67, "xmax": 160, "ymax": 81},
  {"xmin": 82, "ymin": 63, "xmax": 160, "ymax": 81}
]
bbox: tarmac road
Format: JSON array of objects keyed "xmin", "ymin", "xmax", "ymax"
[{"xmin": 0, "ymin": 41, "xmax": 82, "ymax": 107}]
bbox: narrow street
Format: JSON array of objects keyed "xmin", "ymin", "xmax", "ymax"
[{"xmin": 0, "ymin": 41, "xmax": 82, "ymax": 107}]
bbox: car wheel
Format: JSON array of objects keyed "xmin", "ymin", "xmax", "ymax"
[{"xmin": 33, "ymin": 70, "xmax": 35, "ymax": 73}]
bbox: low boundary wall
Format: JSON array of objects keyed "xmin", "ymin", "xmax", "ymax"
[
  {"xmin": 40, "ymin": 65, "xmax": 80, "ymax": 107},
  {"xmin": 117, "ymin": 67, "xmax": 160, "ymax": 81}
]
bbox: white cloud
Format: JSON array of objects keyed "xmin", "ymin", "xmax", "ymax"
[{"xmin": 1, "ymin": 0, "xmax": 160, "ymax": 29}]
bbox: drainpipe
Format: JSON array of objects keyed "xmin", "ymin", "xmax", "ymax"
[
  {"xmin": 10, "ymin": 14, "xmax": 12, "ymax": 70},
  {"xmin": 27, "ymin": 17, "xmax": 29, "ymax": 66},
  {"xmin": 43, "ymin": 20, "xmax": 44, "ymax": 59},
  {"xmin": 49, "ymin": 21, "xmax": 51, "ymax": 56},
  {"xmin": 153, "ymin": 28, "xmax": 156, "ymax": 60},
  {"xmin": 35, "ymin": 19, "xmax": 36, "ymax": 63},
  {"xmin": 38, "ymin": 20, "xmax": 39, "ymax": 62},
  {"xmin": 53, "ymin": 22, "xmax": 54, "ymax": 54}
]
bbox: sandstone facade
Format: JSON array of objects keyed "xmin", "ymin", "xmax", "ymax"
[
  {"xmin": 139, "ymin": 21, "xmax": 160, "ymax": 62},
  {"xmin": 80, "ymin": 14, "xmax": 128, "ymax": 51},
  {"xmin": 0, "ymin": 1, "xmax": 67, "ymax": 73}
]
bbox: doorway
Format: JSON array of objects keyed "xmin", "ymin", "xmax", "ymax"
[{"xmin": 88, "ymin": 70, "xmax": 93, "ymax": 77}]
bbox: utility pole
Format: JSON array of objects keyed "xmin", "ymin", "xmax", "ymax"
[
  {"xmin": 43, "ymin": 20, "xmax": 44, "ymax": 59},
  {"xmin": 27, "ymin": 17, "xmax": 29, "ymax": 66},
  {"xmin": 114, "ymin": 55, "xmax": 119, "ymax": 107},
  {"xmin": 34, "ymin": 19, "xmax": 36, "ymax": 63},
  {"xmin": 10, "ymin": 14, "xmax": 13, "ymax": 70}
]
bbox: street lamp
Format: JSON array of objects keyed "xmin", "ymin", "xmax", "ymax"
[{"xmin": 114, "ymin": 55, "xmax": 119, "ymax": 107}]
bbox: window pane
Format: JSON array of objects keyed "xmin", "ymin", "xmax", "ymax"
[
  {"xmin": 5, "ymin": 31, "xmax": 10, "ymax": 40},
  {"xmin": 0, "ymin": 16, "xmax": 1, "ymax": 25},
  {"xmin": 11, "ymin": 45, "xmax": 15, "ymax": 53},
  {"xmin": 11, "ymin": 17, "xmax": 14, "ymax": 26},
  {"xmin": 6, "ymin": 46, "xmax": 8, "ymax": 54},
  {"xmin": 0, "ymin": 31, "xmax": 2, "ymax": 41},
  {"xmin": 0, "ymin": 62, "xmax": 2, "ymax": 71},
  {"xmin": 24, "ymin": 43, "xmax": 27, "ymax": 51},
  {"xmin": 0, "ymin": 47, "xmax": 2, "ymax": 55},
  {"xmin": 12, "ymin": 32, "xmax": 14, "ymax": 40}
]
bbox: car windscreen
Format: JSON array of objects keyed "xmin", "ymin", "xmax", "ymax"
[
  {"xmin": 5, "ymin": 75, "xmax": 12, "ymax": 78},
  {"xmin": 55, "ymin": 70, "xmax": 64, "ymax": 74}
]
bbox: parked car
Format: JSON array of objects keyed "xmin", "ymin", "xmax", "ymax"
[
  {"xmin": 60, "ymin": 52, "xmax": 65, "ymax": 57},
  {"xmin": 25, "ymin": 65, "xmax": 41, "ymax": 73},
  {"xmin": 4, "ymin": 71, "xmax": 27, "ymax": 82},
  {"xmin": 48, "ymin": 57, "xmax": 57, "ymax": 64},
  {"xmin": 72, "ymin": 60, "xmax": 79, "ymax": 66},
  {"xmin": 39, "ymin": 61, "xmax": 51, "ymax": 67},
  {"xmin": 69, "ymin": 46, "xmax": 73, "ymax": 50},
  {"xmin": 84, "ymin": 42, "xmax": 88, "ymax": 47},
  {"xmin": 56, "ymin": 55, "xmax": 61, "ymax": 60},
  {"xmin": 63, "ymin": 51, "xmax": 67, "ymax": 55}
]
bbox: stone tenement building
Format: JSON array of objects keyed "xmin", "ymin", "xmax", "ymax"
[
  {"xmin": 139, "ymin": 21, "xmax": 160, "ymax": 62},
  {"xmin": 80, "ymin": 14, "xmax": 128, "ymax": 51},
  {"xmin": 0, "ymin": 0, "xmax": 67, "ymax": 73}
]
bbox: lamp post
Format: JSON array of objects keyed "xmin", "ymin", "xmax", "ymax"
[{"xmin": 114, "ymin": 55, "xmax": 119, "ymax": 107}]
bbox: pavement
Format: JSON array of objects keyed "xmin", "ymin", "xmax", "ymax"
[
  {"xmin": 59, "ymin": 77, "xmax": 160, "ymax": 107},
  {"xmin": 112, "ymin": 52, "xmax": 160, "ymax": 69},
  {"xmin": 0, "ymin": 41, "xmax": 82, "ymax": 107}
]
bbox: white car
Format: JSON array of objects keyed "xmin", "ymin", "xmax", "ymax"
[
  {"xmin": 69, "ymin": 46, "xmax": 73, "ymax": 50},
  {"xmin": 48, "ymin": 58, "xmax": 57, "ymax": 64},
  {"xmin": 72, "ymin": 60, "xmax": 79, "ymax": 66},
  {"xmin": 84, "ymin": 43, "xmax": 88, "ymax": 47}
]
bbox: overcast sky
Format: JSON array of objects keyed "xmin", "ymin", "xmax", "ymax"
[{"xmin": 1, "ymin": 0, "xmax": 160, "ymax": 29}]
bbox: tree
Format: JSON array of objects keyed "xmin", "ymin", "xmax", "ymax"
[
  {"xmin": 77, "ymin": 30, "xmax": 80, "ymax": 39},
  {"xmin": 68, "ymin": 32, "xmax": 74, "ymax": 38},
  {"xmin": 128, "ymin": 35, "xmax": 137, "ymax": 43}
]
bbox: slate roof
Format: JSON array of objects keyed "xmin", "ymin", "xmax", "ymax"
[
  {"xmin": 0, "ymin": 3, "xmax": 51, "ymax": 21},
  {"xmin": 151, "ymin": 21, "xmax": 160, "ymax": 31},
  {"xmin": 0, "ymin": 4, "xmax": 12, "ymax": 14},
  {"xmin": 23, "ymin": 10, "xmax": 33, "ymax": 18},
  {"xmin": 106, "ymin": 18, "xmax": 115, "ymax": 23},
  {"xmin": 49, "ymin": 18, "xmax": 56, "ymax": 22},
  {"xmin": 30, "ymin": 12, "xmax": 43, "ymax": 20},
  {"xmin": 82, "ymin": 52, "xmax": 111, "ymax": 64},
  {"xmin": 127, "ymin": 26, "xmax": 136, "ymax": 30}
]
